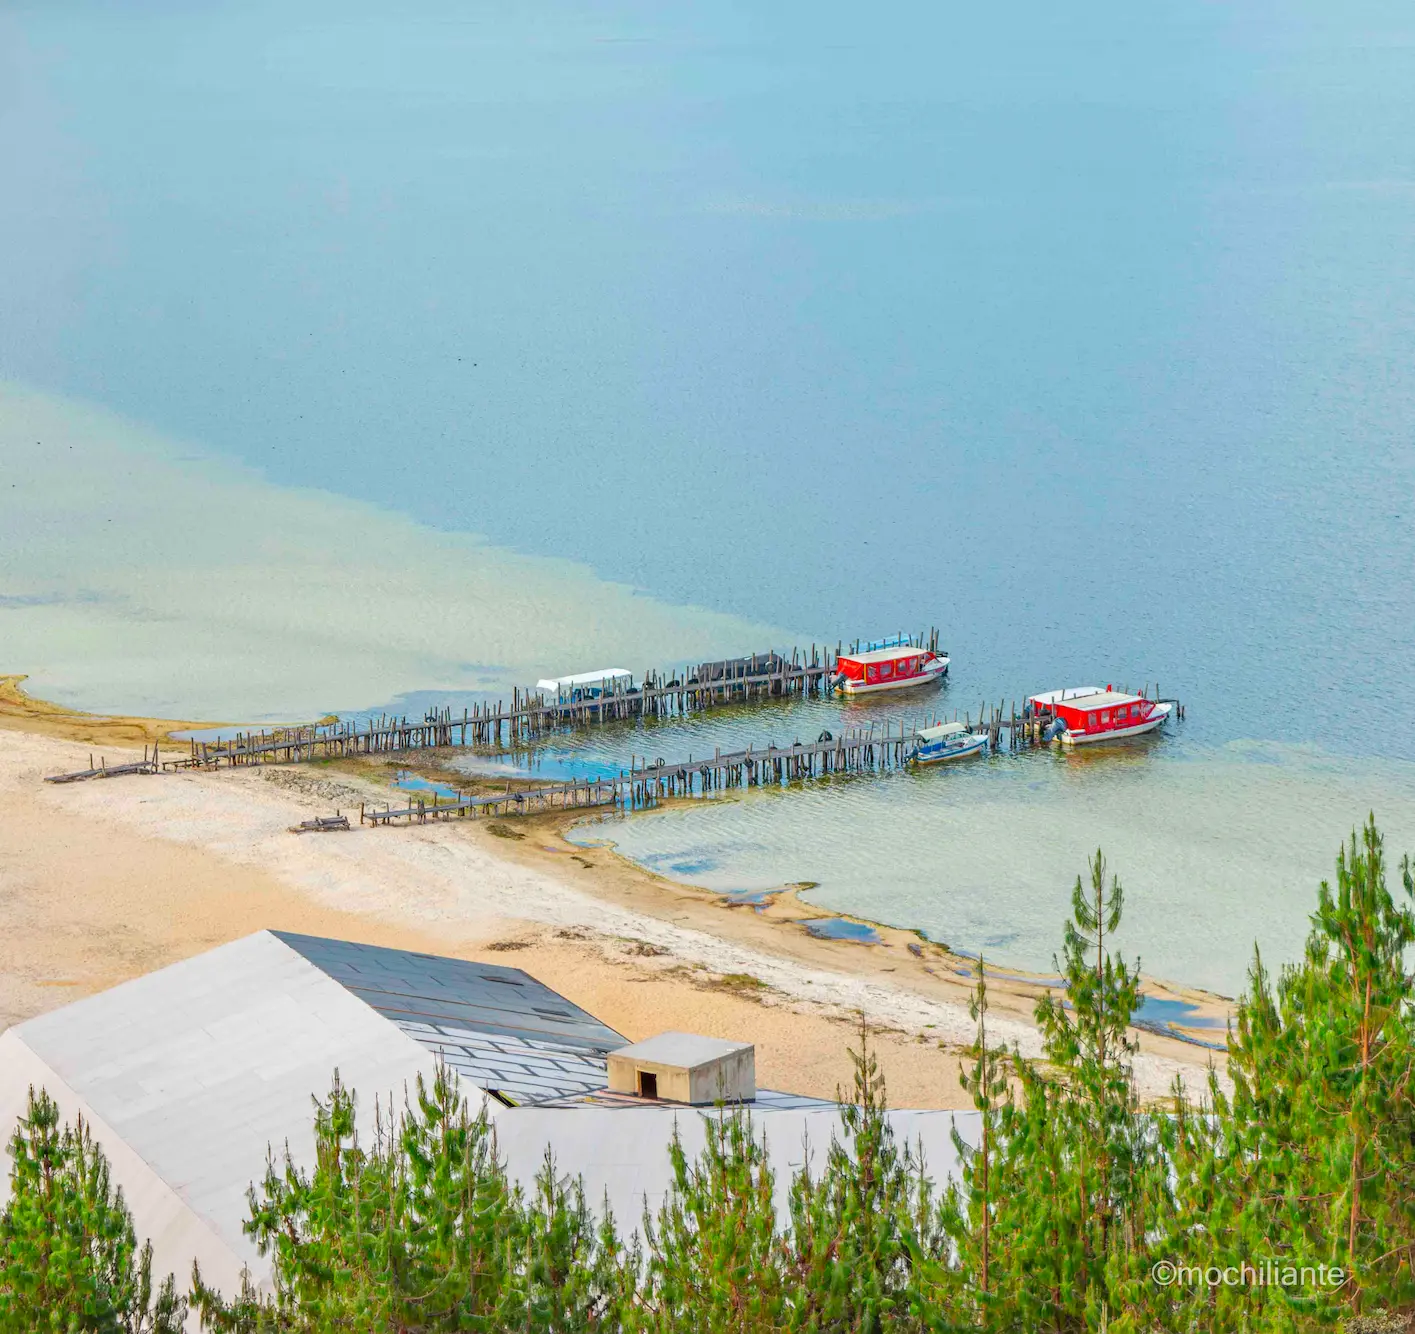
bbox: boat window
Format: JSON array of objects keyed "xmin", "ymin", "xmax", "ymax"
[
  {"xmin": 881, "ymin": 663, "xmax": 893, "ymax": 678},
  {"xmin": 867, "ymin": 666, "xmax": 878, "ymax": 682},
  {"xmin": 1100, "ymin": 711, "xmax": 1110, "ymax": 723}
]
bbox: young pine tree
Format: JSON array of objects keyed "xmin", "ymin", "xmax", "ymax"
[
  {"xmin": 943, "ymin": 851, "xmax": 1171, "ymax": 1333},
  {"xmin": 630, "ymin": 1108, "xmax": 786, "ymax": 1334},
  {"xmin": 192, "ymin": 1065, "xmax": 528, "ymax": 1332},
  {"xmin": 931, "ymin": 961, "xmax": 1012, "ymax": 1331},
  {"xmin": 518, "ymin": 1147, "xmax": 625, "ymax": 1333},
  {"xmin": 1227, "ymin": 817, "xmax": 1415, "ymax": 1323},
  {"xmin": 0, "ymin": 1087, "xmax": 185, "ymax": 1334},
  {"xmin": 785, "ymin": 1019, "xmax": 940, "ymax": 1333}
]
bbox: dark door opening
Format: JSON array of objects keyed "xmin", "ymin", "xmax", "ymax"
[{"xmin": 638, "ymin": 1071, "xmax": 658, "ymax": 1099}]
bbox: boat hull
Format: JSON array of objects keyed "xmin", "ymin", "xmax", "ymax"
[
  {"xmin": 1059, "ymin": 704, "xmax": 1172, "ymax": 746},
  {"xmin": 914, "ymin": 736, "xmax": 987, "ymax": 764},
  {"xmin": 836, "ymin": 660, "xmax": 949, "ymax": 696}
]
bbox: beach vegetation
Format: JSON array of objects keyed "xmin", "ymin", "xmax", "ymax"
[
  {"xmin": 0, "ymin": 1088, "xmax": 186, "ymax": 1333},
  {"xmin": 7, "ymin": 820, "xmax": 1415, "ymax": 1331}
]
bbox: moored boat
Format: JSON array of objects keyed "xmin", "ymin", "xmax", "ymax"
[
  {"xmin": 909, "ymin": 720, "xmax": 988, "ymax": 764},
  {"xmin": 1027, "ymin": 685, "xmax": 1172, "ymax": 746},
  {"xmin": 833, "ymin": 644, "xmax": 949, "ymax": 696}
]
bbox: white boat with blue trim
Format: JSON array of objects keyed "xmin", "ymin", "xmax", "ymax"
[{"xmin": 909, "ymin": 720, "xmax": 988, "ymax": 764}]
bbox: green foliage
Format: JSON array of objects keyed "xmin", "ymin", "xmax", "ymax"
[
  {"xmin": 11, "ymin": 821, "xmax": 1415, "ymax": 1334},
  {"xmin": 632, "ymin": 1018, "xmax": 940, "ymax": 1333},
  {"xmin": 784, "ymin": 1019, "xmax": 942, "ymax": 1332},
  {"xmin": 632, "ymin": 1108, "xmax": 786, "ymax": 1332},
  {"xmin": 1225, "ymin": 816, "xmax": 1415, "ymax": 1326},
  {"xmin": 0, "ymin": 1087, "xmax": 185, "ymax": 1334},
  {"xmin": 190, "ymin": 1064, "xmax": 622, "ymax": 1332}
]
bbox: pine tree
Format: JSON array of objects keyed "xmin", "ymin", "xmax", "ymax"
[
  {"xmin": 784, "ymin": 1018, "xmax": 940, "ymax": 1333},
  {"xmin": 932, "ymin": 962, "xmax": 1012, "ymax": 1331},
  {"xmin": 519, "ymin": 1148, "xmax": 625, "ymax": 1332},
  {"xmin": 1032, "ymin": 851, "xmax": 1154, "ymax": 1328},
  {"xmin": 1227, "ymin": 817, "xmax": 1415, "ymax": 1324},
  {"xmin": 192, "ymin": 1065, "xmax": 530, "ymax": 1331},
  {"xmin": 938, "ymin": 852, "xmax": 1172, "ymax": 1333},
  {"xmin": 630, "ymin": 1107, "xmax": 786, "ymax": 1333},
  {"xmin": 0, "ymin": 1087, "xmax": 185, "ymax": 1334}
]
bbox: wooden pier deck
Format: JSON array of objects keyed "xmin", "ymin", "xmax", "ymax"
[
  {"xmin": 358, "ymin": 719, "xmax": 932, "ymax": 827},
  {"xmin": 44, "ymin": 747, "xmax": 161, "ymax": 784},
  {"xmin": 349, "ymin": 689, "xmax": 1183, "ymax": 830},
  {"xmin": 163, "ymin": 633, "xmax": 943, "ymax": 772},
  {"xmin": 360, "ymin": 778, "xmax": 622, "ymax": 826}
]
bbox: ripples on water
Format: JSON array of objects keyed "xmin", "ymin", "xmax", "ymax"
[
  {"xmin": 8, "ymin": 3, "xmax": 1415, "ymax": 998},
  {"xmin": 448, "ymin": 691, "xmax": 1415, "ymax": 996}
]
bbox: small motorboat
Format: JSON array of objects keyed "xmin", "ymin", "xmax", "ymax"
[
  {"xmin": 833, "ymin": 643, "xmax": 949, "ymax": 696},
  {"xmin": 1027, "ymin": 686, "xmax": 1173, "ymax": 746},
  {"xmin": 910, "ymin": 720, "xmax": 988, "ymax": 764}
]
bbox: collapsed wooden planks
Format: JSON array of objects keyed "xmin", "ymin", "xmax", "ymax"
[
  {"xmin": 45, "ymin": 747, "xmax": 160, "ymax": 784},
  {"xmin": 290, "ymin": 814, "xmax": 352, "ymax": 833},
  {"xmin": 360, "ymin": 779, "xmax": 620, "ymax": 826}
]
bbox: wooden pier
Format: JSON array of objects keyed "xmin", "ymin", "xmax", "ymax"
[
  {"xmin": 360, "ymin": 778, "xmax": 621, "ymax": 826},
  {"xmin": 349, "ymin": 687, "xmax": 1184, "ymax": 831},
  {"xmin": 45, "ymin": 747, "xmax": 161, "ymax": 784},
  {"xmin": 164, "ymin": 633, "xmax": 943, "ymax": 772},
  {"xmin": 358, "ymin": 719, "xmax": 931, "ymax": 828}
]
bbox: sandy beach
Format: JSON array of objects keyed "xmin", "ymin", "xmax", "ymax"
[{"xmin": 0, "ymin": 680, "xmax": 1227, "ymax": 1109}]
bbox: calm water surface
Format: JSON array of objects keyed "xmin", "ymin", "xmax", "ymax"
[
  {"xmin": 445, "ymin": 695, "xmax": 1415, "ymax": 996},
  {"xmin": 5, "ymin": 1, "xmax": 1415, "ymax": 992}
]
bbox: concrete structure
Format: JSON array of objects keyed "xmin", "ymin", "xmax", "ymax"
[
  {"xmin": 0, "ymin": 931, "xmax": 976, "ymax": 1326},
  {"xmin": 607, "ymin": 1031, "xmax": 755, "ymax": 1104}
]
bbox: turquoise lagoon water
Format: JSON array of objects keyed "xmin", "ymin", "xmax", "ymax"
[
  {"xmin": 5, "ymin": 2, "xmax": 1415, "ymax": 993},
  {"xmin": 449, "ymin": 698, "xmax": 1415, "ymax": 996}
]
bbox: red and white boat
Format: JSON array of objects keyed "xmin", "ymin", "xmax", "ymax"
[
  {"xmin": 833, "ymin": 644, "xmax": 949, "ymax": 696},
  {"xmin": 1027, "ymin": 685, "xmax": 1172, "ymax": 746}
]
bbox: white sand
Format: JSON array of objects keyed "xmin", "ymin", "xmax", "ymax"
[{"xmin": 0, "ymin": 729, "xmax": 1211, "ymax": 1102}]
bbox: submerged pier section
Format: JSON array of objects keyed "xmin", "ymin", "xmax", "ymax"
[{"xmin": 356, "ymin": 721, "xmax": 922, "ymax": 827}]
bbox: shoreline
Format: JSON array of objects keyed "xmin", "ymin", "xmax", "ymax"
[
  {"xmin": 0, "ymin": 679, "xmax": 1228, "ymax": 1104},
  {"xmin": 366, "ymin": 747, "xmax": 1236, "ymax": 1043}
]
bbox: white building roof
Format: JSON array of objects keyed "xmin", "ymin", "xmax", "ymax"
[
  {"xmin": 0, "ymin": 931, "xmax": 978, "ymax": 1325},
  {"xmin": 610, "ymin": 1031, "xmax": 752, "ymax": 1069},
  {"xmin": 274, "ymin": 932, "xmax": 625, "ymax": 1106}
]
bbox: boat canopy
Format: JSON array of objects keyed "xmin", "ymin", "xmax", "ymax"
[
  {"xmin": 841, "ymin": 645, "xmax": 932, "ymax": 666},
  {"xmin": 1054, "ymin": 690, "xmax": 1146, "ymax": 711},
  {"xmin": 536, "ymin": 668, "xmax": 634, "ymax": 693},
  {"xmin": 1028, "ymin": 687, "xmax": 1103, "ymax": 709},
  {"xmin": 915, "ymin": 721, "xmax": 970, "ymax": 741}
]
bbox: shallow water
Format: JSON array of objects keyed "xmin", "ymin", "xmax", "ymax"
[
  {"xmin": 448, "ymin": 695, "xmax": 1415, "ymax": 996},
  {"xmin": 5, "ymin": 3, "xmax": 1415, "ymax": 994}
]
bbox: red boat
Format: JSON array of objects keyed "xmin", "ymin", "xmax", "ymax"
[
  {"xmin": 1027, "ymin": 686, "xmax": 1173, "ymax": 746},
  {"xmin": 833, "ymin": 645, "xmax": 949, "ymax": 696}
]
